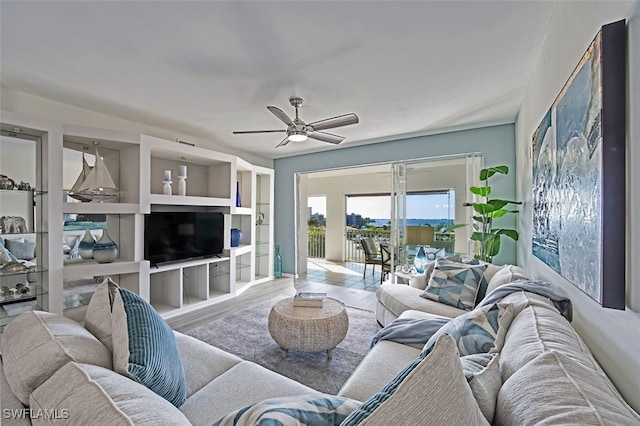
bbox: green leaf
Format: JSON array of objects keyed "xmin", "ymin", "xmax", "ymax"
[
  {"xmin": 486, "ymin": 235, "xmax": 501, "ymax": 257},
  {"xmin": 470, "ymin": 186, "xmax": 491, "ymax": 197},
  {"xmin": 473, "ymin": 203, "xmax": 495, "ymax": 214},
  {"xmin": 490, "ymin": 210, "xmax": 509, "ymax": 219},
  {"xmin": 479, "ymin": 165, "xmax": 509, "ymax": 181},
  {"xmin": 496, "ymin": 229, "xmax": 519, "ymax": 241}
]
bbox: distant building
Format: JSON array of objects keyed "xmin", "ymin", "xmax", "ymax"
[{"xmin": 346, "ymin": 213, "xmax": 363, "ymax": 228}]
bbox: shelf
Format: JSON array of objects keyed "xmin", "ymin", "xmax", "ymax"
[
  {"xmin": 149, "ymin": 194, "xmax": 231, "ymax": 207},
  {"xmin": 63, "ymin": 203, "xmax": 140, "ymax": 214},
  {"xmin": 149, "ymin": 256, "xmax": 230, "ymax": 274},
  {"xmin": 0, "ymin": 264, "xmax": 47, "ymax": 278},
  {"xmin": 63, "ymin": 260, "xmax": 141, "ymax": 279},
  {"xmin": 231, "ymin": 207, "xmax": 252, "ymax": 215},
  {"xmin": 229, "ymin": 245, "xmax": 252, "ymax": 256}
]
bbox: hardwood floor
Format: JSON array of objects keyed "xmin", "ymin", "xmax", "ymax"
[{"xmin": 173, "ymin": 260, "xmax": 380, "ymax": 332}]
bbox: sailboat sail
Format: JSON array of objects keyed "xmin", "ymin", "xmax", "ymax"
[
  {"xmin": 71, "ymin": 148, "xmax": 118, "ymax": 202},
  {"xmin": 67, "ymin": 154, "xmax": 93, "ymax": 202}
]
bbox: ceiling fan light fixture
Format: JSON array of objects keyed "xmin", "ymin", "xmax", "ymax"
[{"xmin": 288, "ymin": 132, "xmax": 308, "ymax": 142}]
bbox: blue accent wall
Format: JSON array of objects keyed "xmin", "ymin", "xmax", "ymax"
[{"xmin": 274, "ymin": 123, "xmax": 517, "ymax": 273}]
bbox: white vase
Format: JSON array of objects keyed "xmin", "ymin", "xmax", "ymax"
[
  {"xmin": 92, "ymin": 229, "xmax": 118, "ymax": 263},
  {"xmin": 78, "ymin": 229, "xmax": 96, "ymax": 260},
  {"xmin": 177, "ymin": 176, "xmax": 186, "ymax": 196}
]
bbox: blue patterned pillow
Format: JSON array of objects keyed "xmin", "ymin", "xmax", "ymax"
[
  {"xmin": 421, "ymin": 259, "xmax": 488, "ymax": 310},
  {"xmin": 111, "ymin": 287, "xmax": 187, "ymax": 407},
  {"xmin": 422, "ymin": 302, "xmax": 515, "ymax": 356},
  {"xmin": 212, "ymin": 394, "xmax": 360, "ymax": 426}
]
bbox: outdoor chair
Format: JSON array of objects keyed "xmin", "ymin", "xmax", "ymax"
[
  {"xmin": 379, "ymin": 243, "xmax": 394, "ymax": 284},
  {"xmin": 361, "ymin": 237, "xmax": 382, "ymax": 278}
]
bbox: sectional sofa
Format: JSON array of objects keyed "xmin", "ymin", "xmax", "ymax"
[{"xmin": 1, "ymin": 262, "xmax": 639, "ymax": 425}]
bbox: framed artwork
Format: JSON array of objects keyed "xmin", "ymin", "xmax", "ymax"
[{"xmin": 531, "ymin": 20, "xmax": 626, "ymax": 309}]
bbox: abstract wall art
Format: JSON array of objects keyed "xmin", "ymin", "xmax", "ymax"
[{"xmin": 531, "ymin": 20, "xmax": 626, "ymax": 309}]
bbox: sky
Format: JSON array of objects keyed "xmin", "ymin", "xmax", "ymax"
[{"xmin": 309, "ymin": 192, "xmax": 455, "ymax": 219}]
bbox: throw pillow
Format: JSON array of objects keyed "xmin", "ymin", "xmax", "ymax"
[
  {"xmin": 84, "ymin": 277, "xmax": 119, "ymax": 352},
  {"xmin": 462, "ymin": 353, "xmax": 502, "ymax": 423},
  {"xmin": 341, "ymin": 334, "xmax": 489, "ymax": 426},
  {"xmin": 422, "ymin": 302, "xmax": 517, "ymax": 356},
  {"xmin": 486, "ymin": 264, "xmax": 531, "ymax": 295},
  {"xmin": 5, "ymin": 238, "xmax": 36, "ymax": 260},
  {"xmin": 110, "ymin": 282, "xmax": 187, "ymax": 407},
  {"xmin": 212, "ymin": 394, "xmax": 361, "ymax": 426},
  {"xmin": 422, "ymin": 259, "xmax": 488, "ymax": 310}
]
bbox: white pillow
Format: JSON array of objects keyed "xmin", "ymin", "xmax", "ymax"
[
  {"xmin": 342, "ymin": 334, "xmax": 489, "ymax": 425},
  {"xmin": 486, "ymin": 265, "xmax": 530, "ymax": 295}
]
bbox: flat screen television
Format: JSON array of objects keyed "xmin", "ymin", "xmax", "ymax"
[{"xmin": 144, "ymin": 211, "xmax": 224, "ymax": 266}]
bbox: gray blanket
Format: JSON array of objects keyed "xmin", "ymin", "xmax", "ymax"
[{"xmin": 371, "ymin": 280, "xmax": 572, "ymax": 348}]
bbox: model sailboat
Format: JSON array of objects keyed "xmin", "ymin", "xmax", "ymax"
[{"xmin": 67, "ymin": 149, "xmax": 118, "ymax": 202}]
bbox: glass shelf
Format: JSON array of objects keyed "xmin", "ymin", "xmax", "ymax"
[
  {"xmin": 0, "ymin": 284, "xmax": 48, "ymax": 328},
  {"xmin": 0, "ymin": 264, "xmax": 47, "ymax": 278}
]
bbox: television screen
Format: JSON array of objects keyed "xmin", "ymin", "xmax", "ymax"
[{"xmin": 144, "ymin": 211, "xmax": 224, "ymax": 265}]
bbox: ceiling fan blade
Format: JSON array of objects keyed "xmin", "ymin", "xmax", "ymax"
[
  {"xmin": 307, "ymin": 131, "xmax": 345, "ymax": 145},
  {"xmin": 275, "ymin": 137, "xmax": 291, "ymax": 148},
  {"xmin": 267, "ymin": 106, "xmax": 295, "ymax": 126},
  {"xmin": 233, "ymin": 130, "xmax": 286, "ymax": 134},
  {"xmin": 308, "ymin": 113, "xmax": 359, "ymax": 131}
]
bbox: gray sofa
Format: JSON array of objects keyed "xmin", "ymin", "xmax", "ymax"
[
  {"xmin": 375, "ymin": 262, "xmax": 530, "ymax": 326},
  {"xmin": 2, "ymin": 270, "xmax": 639, "ymax": 424}
]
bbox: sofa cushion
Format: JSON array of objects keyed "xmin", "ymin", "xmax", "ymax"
[
  {"xmin": 111, "ymin": 285, "xmax": 187, "ymax": 407},
  {"xmin": 0, "ymin": 310, "xmax": 112, "ymax": 405},
  {"xmin": 173, "ymin": 332, "xmax": 242, "ymax": 398},
  {"xmin": 29, "ymin": 362, "xmax": 190, "ymax": 426},
  {"xmin": 486, "ymin": 264, "xmax": 530, "ymax": 296},
  {"xmin": 338, "ymin": 340, "xmax": 421, "ymax": 402},
  {"xmin": 463, "ymin": 353, "xmax": 502, "ymax": 423},
  {"xmin": 500, "ymin": 301, "xmax": 598, "ymax": 382},
  {"xmin": 422, "ymin": 259, "xmax": 488, "ymax": 311},
  {"xmin": 180, "ymin": 361, "xmax": 319, "ymax": 426},
  {"xmin": 377, "ymin": 283, "xmax": 466, "ymax": 320},
  {"xmin": 496, "ymin": 351, "xmax": 640, "ymax": 425},
  {"xmin": 212, "ymin": 394, "xmax": 361, "ymax": 426},
  {"xmin": 341, "ymin": 334, "xmax": 489, "ymax": 425}
]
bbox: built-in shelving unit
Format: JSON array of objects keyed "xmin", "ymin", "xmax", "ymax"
[{"xmin": 1, "ymin": 111, "xmax": 275, "ymax": 328}]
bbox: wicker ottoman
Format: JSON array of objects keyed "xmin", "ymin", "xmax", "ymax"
[{"xmin": 268, "ymin": 297, "xmax": 349, "ymax": 359}]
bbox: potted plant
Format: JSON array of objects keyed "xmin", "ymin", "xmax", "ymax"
[{"xmin": 466, "ymin": 165, "xmax": 521, "ymax": 263}]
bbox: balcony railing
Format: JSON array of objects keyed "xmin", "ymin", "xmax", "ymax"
[{"xmin": 309, "ymin": 227, "xmax": 456, "ymax": 262}]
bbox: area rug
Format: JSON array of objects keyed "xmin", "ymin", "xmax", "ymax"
[{"xmin": 184, "ymin": 296, "xmax": 381, "ymax": 394}]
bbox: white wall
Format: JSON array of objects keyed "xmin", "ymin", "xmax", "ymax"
[
  {"xmin": 0, "ymin": 87, "xmax": 272, "ymax": 169},
  {"xmin": 515, "ymin": 0, "xmax": 640, "ymax": 411}
]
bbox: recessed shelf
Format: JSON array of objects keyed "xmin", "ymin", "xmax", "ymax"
[
  {"xmin": 63, "ymin": 260, "xmax": 141, "ymax": 279},
  {"xmin": 149, "ymin": 194, "xmax": 231, "ymax": 207},
  {"xmin": 63, "ymin": 203, "xmax": 140, "ymax": 214}
]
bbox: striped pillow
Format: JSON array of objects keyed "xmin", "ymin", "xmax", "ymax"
[
  {"xmin": 111, "ymin": 287, "xmax": 187, "ymax": 407},
  {"xmin": 212, "ymin": 394, "xmax": 360, "ymax": 426}
]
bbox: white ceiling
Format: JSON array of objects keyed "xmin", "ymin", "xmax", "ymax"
[{"xmin": 0, "ymin": 1, "xmax": 556, "ymax": 159}]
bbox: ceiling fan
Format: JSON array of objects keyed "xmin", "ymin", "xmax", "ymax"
[{"xmin": 233, "ymin": 97, "xmax": 359, "ymax": 148}]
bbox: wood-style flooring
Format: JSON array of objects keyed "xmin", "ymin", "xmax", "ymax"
[{"xmin": 172, "ymin": 260, "xmax": 380, "ymax": 332}]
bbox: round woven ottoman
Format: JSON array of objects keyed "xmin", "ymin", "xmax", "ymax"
[{"xmin": 268, "ymin": 297, "xmax": 349, "ymax": 360}]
